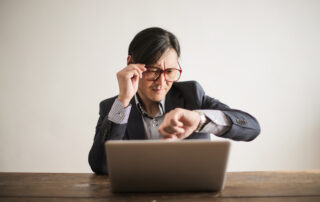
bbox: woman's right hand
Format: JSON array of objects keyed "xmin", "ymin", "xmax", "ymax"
[{"xmin": 116, "ymin": 64, "xmax": 146, "ymax": 107}]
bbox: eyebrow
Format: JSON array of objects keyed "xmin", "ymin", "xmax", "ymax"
[{"xmin": 146, "ymin": 65, "xmax": 177, "ymax": 69}]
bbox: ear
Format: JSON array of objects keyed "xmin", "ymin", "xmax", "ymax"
[{"xmin": 127, "ymin": 55, "xmax": 132, "ymax": 65}]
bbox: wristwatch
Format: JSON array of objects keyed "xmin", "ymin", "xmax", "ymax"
[{"xmin": 195, "ymin": 110, "xmax": 207, "ymax": 132}]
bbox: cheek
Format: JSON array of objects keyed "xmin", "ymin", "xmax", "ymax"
[
  {"xmin": 165, "ymin": 82, "xmax": 173, "ymax": 90},
  {"xmin": 138, "ymin": 79, "xmax": 152, "ymax": 91}
]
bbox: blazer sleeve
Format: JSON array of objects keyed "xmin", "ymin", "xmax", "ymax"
[
  {"xmin": 194, "ymin": 81, "xmax": 261, "ymax": 141},
  {"xmin": 88, "ymin": 98, "xmax": 129, "ymax": 174}
]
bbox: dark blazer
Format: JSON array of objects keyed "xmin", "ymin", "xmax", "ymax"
[{"xmin": 88, "ymin": 81, "xmax": 261, "ymax": 174}]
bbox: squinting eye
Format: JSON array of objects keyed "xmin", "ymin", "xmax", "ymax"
[
  {"xmin": 147, "ymin": 68, "xmax": 159, "ymax": 72},
  {"xmin": 165, "ymin": 69, "xmax": 175, "ymax": 74},
  {"xmin": 148, "ymin": 71, "xmax": 158, "ymax": 73}
]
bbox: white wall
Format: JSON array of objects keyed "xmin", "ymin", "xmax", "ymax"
[{"xmin": 1, "ymin": 0, "xmax": 319, "ymax": 173}]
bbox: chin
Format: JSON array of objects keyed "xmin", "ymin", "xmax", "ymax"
[
  {"xmin": 149, "ymin": 94, "xmax": 166, "ymax": 102},
  {"xmin": 150, "ymin": 96, "xmax": 164, "ymax": 102}
]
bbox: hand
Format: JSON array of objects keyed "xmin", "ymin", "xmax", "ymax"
[
  {"xmin": 116, "ymin": 64, "xmax": 146, "ymax": 107},
  {"xmin": 158, "ymin": 108, "xmax": 201, "ymax": 140}
]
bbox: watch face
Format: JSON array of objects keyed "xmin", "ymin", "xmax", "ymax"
[
  {"xmin": 195, "ymin": 111, "xmax": 207, "ymax": 132},
  {"xmin": 201, "ymin": 114, "xmax": 207, "ymax": 123},
  {"xmin": 198, "ymin": 112, "xmax": 206, "ymax": 124}
]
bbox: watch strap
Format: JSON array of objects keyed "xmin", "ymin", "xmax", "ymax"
[{"xmin": 195, "ymin": 110, "xmax": 207, "ymax": 132}]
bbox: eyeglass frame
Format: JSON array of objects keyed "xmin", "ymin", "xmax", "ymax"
[{"xmin": 143, "ymin": 62, "xmax": 182, "ymax": 82}]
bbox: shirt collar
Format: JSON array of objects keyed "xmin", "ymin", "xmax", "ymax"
[{"xmin": 134, "ymin": 93, "xmax": 165, "ymax": 118}]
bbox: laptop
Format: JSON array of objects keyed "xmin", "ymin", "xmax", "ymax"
[{"xmin": 105, "ymin": 139, "xmax": 231, "ymax": 193}]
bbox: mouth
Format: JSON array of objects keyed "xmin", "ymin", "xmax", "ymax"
[
  {"xmin": 150, "ymin": 84, "xmax": 166, "ymax": 94},
  {"xmin": 152, "ymin": 89, "xmax": 162, "ymax": 92}
]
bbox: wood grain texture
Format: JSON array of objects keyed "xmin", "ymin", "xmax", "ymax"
[
  {"xmin": 1, "ymin": 196, "xmax": 320, "ymax": 202},
  {"xmin": 0, "ymin": 171, "xmax": 319, "ymax": 201}
]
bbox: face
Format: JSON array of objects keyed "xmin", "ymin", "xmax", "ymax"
[{"xmin": 137, "ymin": 48, "xmax": 179, "ymax": 105}]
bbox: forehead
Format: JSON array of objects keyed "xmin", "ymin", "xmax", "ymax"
[{"xmin": 152, "ymin": 48, "xmax": 178, "ymax": 68}]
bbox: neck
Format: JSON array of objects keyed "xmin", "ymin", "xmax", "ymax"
[
  {"xmin": 145, "ymin": 104, "xmax": 159, "ymax": 117},
  {"xmin": 137, "ymin": 93, "xmax": 160, "ymax": 117}
]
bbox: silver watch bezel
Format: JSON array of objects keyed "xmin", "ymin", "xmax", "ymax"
[{"xmin": 195, "ymin": 110, "xmax": 206, "ymax": 132}]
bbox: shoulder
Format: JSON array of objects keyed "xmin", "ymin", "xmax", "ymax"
[
  {"xmin": 170, "ymin": 80, "xmax": 206, "ymax": 108},
  {"xmin": 172, "ymin": 80, "xmax": 202, "ymax": 89},
  {"xmin": 172, "ymin": 80, "xmax": 205, "ymax": 97},
  {"xmin": 98, "ymin": 95, "xmax": 118, "ymax": 115}
]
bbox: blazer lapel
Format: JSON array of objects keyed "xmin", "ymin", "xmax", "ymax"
[
  {"xmin": 165, "ymin": 86, "xmax": 185, "ymax": 112},
  {"xmin": 126, "ymin": 98, "xmax": 146, "ymax": 140}
]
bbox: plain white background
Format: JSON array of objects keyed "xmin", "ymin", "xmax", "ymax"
[{"xmin": 0, "ymin": 0, "xmax": 319, "ymax": 173}]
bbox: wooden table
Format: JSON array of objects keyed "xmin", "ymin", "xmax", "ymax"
[{"xmin": 0, "ymin": 171, "xmax": 319, "ymax": 201}]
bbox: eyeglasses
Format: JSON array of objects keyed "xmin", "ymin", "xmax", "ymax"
[{"xmin": 143, "ymin": 63, "xmax": 182, "ymax": 82}]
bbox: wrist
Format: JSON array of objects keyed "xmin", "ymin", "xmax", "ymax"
[
  {"xmin": 117, "ymin": 96, "xmax": 130, "ymax": 108},
  {"xmin": 194, "ymin": 110, "xmax": 208, "ymax": 132}
]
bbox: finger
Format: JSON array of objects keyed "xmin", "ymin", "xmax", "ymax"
[
  {"xmin": 130, "ymin": 64, "xmax": 146, "ymax": 74},
  {"xmin": 161, "ymin": 134, "xmax": 173, "ymax": 140},
  {"xmin": 159, "ymin": 126, "xmax": 184, "ymax": 139},
  {"xmin": 167, "ymin": 111, "xmax": 183, "ymax": 127},
  {"xmin": 135, "ymin": 63, "xmax": 147, "ymax": 71},
  {"xmin": 124, "ymin": 68, "xmax": 142, "ymax": 80},
  {"xmin": 134, "ymin": 66, "xmax": 146, "ymax": 78},
  {"xmin": 164, "ymin": 126, "xmax": 185, "ymax": 134},
  {"xmin": 162, "ymin": 135, "xmax": 179, "ymax": 141},
  {"xmin": 128, "ymin": 66, "xmax": 143, "ymax": 79},
  {"xmin": 131, "ymin": 72, "xmax": 139, "ymax": 83},
  {"xmin": 176, "ymin": 127, "xmax": 195, "ymax": 140},
  {"xmin": 170, "ymin": 118, "xmax": 183, "ymax": 127},
  {"xmin": 159, "ymin": 126, "xmax": 176, "ymax": 138},
  {"xmin": 175, "ymin": 133, "xmax": 187, "ymax": 140},
  {"xmin": 129, "ymin": 70, "xmax": 140, "ymax": 81},
  {"xmin": 162, "ymin": 134, "xmax": 175, "ymax": 140}
]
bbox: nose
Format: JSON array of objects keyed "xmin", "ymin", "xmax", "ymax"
[{"xmin": 154, "ymin": 71, "xmax": 166, "ymax": 85}]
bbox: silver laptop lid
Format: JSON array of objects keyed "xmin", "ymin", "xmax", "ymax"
[{"xmin": 105, "ymin": 140, "xmax": 231, "ymax": 192}]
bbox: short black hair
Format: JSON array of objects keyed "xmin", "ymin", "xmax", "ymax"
[{"xmin": 128, "ymin": 27, "xmax": 180, "ymax": 65}]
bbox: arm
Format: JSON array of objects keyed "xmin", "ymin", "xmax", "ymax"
[
  {"xmin": 88, "ymin": 100, "xmax": 111, "ymax": 175},
  {"xmin": 195, "ymin": 110, "xmax": 231, "ymax": 136},
  {"xmin": 88, "ymin": 62, "xmax": 146, "ymax": 174},
  {"xmin": 201, "ymin": 94, "xmax": 260, "ymax": 141},
  {"xmin": 158, "ymin": 81, "xmax": 260, "ymax": 141},
  {"xmin": 88, "ymin": 99, "xmax": 131, "ymax": 174}
]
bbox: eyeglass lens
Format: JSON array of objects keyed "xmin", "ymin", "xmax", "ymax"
[{"xmin": 143, "ymin": 67, "xmax": 181, "ymax": 81}]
